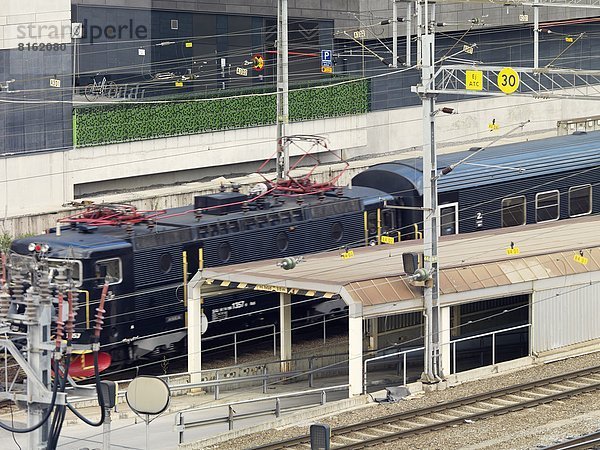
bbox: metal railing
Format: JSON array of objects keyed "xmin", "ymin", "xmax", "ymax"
[
  {"xmin": 446, "ymin": 323, "xmax": 531, "ymax": 375},
  {"xmin": 363, "ymin": 347, "xmax": 424, "ymax": 394},
  {"xmin": 174, "ymin": 384, "xmax": 349, "ymax": 444},
  {"xmin": 201, "ymin": 312, "xmax": 347, "ymax": 364},
  {"xmin": 170, "ymin": 352, "xmax": 349, "ymax": 400},
  {"xmin": 202, "ymin": 323, "xmax": 277, "ymax": 365}
]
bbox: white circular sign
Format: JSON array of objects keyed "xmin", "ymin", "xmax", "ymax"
[{"xmin": 126, "ymin": 376, "xmax": 170, "ymax": 416}]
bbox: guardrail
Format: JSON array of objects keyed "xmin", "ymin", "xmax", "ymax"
[
  {"xmin": 446, "ymin": 323, "xmax": 531, "ymax": 375},
  {"xmin": 174, "ymin": 384, "xmax": 349, "ymax": 445},
  {"xmin": 363, "ymin": 347, "xmax": 425, "ymax": 394}
]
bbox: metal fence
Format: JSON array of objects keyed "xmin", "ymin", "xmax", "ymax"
[
  {"xmin": 174, "ymin": 385, "xmax": 349, "ymax": 445},
  {"xmin": 446, "ymin": 323, "xmax": 531, "ymax": 375},
  {"xmin": 362, "ymin": 347, "xmax": 425, "ymax": 394}
]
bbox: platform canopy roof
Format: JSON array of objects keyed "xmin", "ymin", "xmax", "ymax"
[{"xmin": 198, "ymin": 215, "xmax": 600, "ymax": 315}]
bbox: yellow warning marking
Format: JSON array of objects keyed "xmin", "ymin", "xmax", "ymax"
[
  {"xmin": 381, "ymin": 235, "xmax": 395, "ymax": 245},
  {"xmin": 341, "ymin": 250, "xmax": 355, "ymax": 259}
]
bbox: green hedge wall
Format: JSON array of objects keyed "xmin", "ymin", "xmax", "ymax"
[{"xmin": 74, "ymin": 80, "xmax": 369, "ymax": 147}]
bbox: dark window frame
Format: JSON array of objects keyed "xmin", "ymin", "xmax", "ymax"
[
  {"xmin": 568, "ymin": 184, "xmax": 592, "ymax": 217},
  {"xmin": 95, "ymin": 257, "xmax": 123, "ymax": 286},
  {"xmin": 535, "ymin": 190, "xmax": 560, "ymax": 223},
  {"xmin": 501, "ymin": 196, "xmax": 526, "ymax": 227}
]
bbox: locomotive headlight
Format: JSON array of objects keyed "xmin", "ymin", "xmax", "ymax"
[{"xmin": 28, "ymin": 242, "xmax": 50, "ymax": 253}]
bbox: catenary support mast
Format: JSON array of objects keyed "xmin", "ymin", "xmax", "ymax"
[
  {"xmin": 416, "ymin": 0, "xmax": 442, "ymax": 384},
  {"xmin": 276, "ymin": 0, "xmax": 289, "ymax": 182}
]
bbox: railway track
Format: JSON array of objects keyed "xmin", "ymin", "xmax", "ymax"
[
  {"xmin": 542, "ymin": 430, "xmax": 600, "ymax": 450},
  {"xmin": 251, "ymin": 365, "xmax": 600, "ymax": 450}
]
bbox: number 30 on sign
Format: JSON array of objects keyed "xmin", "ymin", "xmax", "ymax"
[{"xmin": 497, "ymin": 67, "xmax": 519, "ymax": 94}]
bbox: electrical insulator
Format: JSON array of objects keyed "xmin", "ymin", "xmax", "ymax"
[
  {"xmin": 279, "ymin": 257, "xmax": 296, "ymax": 270},
  {"xmin": 277, "ymin": 256, "xmax": 304, "ymax": 270},
  {"xmin": 412, "ymin": 268, "xmax": 430, "ymax": 282}
]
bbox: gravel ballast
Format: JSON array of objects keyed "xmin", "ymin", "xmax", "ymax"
[{"xmin": 205, "ymin": 350, "xmax": 600, "ymax": 450}]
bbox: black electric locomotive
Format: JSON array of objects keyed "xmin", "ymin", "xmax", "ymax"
[{"xmin": 10, "ymin": 185, "xmax": 397, "ymax": 364}]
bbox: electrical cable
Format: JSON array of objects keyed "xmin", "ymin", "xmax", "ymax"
[
  {"xmin": 0, "ymin": 357, "xmax": 60, "ymax": 433},
  {"xmin": 64, "ymin": 285, "xmax": 108, "ymax": 428},
  {"xmin": 8, "ymin": 402, "xmax": 22, "ymax": 450}
]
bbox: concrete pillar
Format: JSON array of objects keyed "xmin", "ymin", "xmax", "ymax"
[
  {"xmin": 279, "ymin": 293, "xmax": 292, "ymax": 372},
  {"xmin": 367, "ymin": 318, "xmax": 379, "ymax": 351},
  {"xmin": 188, "ymin": 279, "xmax": 203, "ymax": 385},
  {"xmin": 348, "ymin": 314, "xmax": 363, "ymax": 397},
  {"xmin": 440, "ymin": 306, "xmax": 451, "ymax": 377}
]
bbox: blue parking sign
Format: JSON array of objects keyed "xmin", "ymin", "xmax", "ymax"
[{"xmin": 321, "ymin": 50, "xmax": 332, "ymax": 63}]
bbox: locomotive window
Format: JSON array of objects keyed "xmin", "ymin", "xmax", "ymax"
[
  {"xmin": 501, "ymin": 196, "xmax": 526, "ymax": 227},
  {"xmin": 569, "ymin": 185, "xmax": 592, "ymax": 217},
  {"xmin": 159, "ymin": 253, "xmax": 173, "ymax": 273},
  {"xmin": 276, "ymin": 231, "xmax": 289, "ymax": 251},
  {"xmin": 217, "ymin": 242, "xmax": 231, "ymax": 263},
  {"xmin": 95, "ymin": 258, "xmax": 122, "ymax": 286},
  {"xmin": 331, "ymin": 222, "xmax": 344, "ymax": 242},
  {"xmin": 48, "ymin": 259, "xmax": 82, "ymax": 288},
  {"xmin": 535, "ymin": 191, "xmax": 559, "ymax": 222}
]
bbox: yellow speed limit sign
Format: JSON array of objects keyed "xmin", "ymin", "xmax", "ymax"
[{"xmin": 497, "ymin": 67, "xmax": 519, "ymax": 94}]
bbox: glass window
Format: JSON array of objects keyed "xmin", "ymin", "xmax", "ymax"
[
  {"xmin": 569, "ymin": 185, "xmax": 592, "ymax": 217},
  {"xmin": 95, "ymin": 258, "xmax": 122, "ymax": 286},
  {"xmin": 440, "ymin": 203, "xmax": 458, "ymax": 235},
  {"xmin": 535, "ymin": 191, "xmax": 559, "ymax": 222},
  {"xmin": 501, "ymin": 196, "xmax": 526, "ymax": 227},
  {"xmin": 48, "ymin": 259, "xmax": 82, "ymax": 288}
]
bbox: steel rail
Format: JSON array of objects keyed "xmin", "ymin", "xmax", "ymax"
[
  {"xmin": 250, "ymin": 365, "xmax": 600, "ymax": 450},
  {"xmin": 541, "ymin": 430, "xmax": 600, "ymax": 450}
]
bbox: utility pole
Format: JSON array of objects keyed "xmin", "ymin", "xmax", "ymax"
[
  {"xmin": 415, "ymin": 0, "xmax": 442, "ymax": 384},
  {"xmin": 276, "ymin": 0, "xmax": 289, "ymax": 182},
  {"xmin": 392, "ymin": 0, "xmax": 398, "ymax": 68}
]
